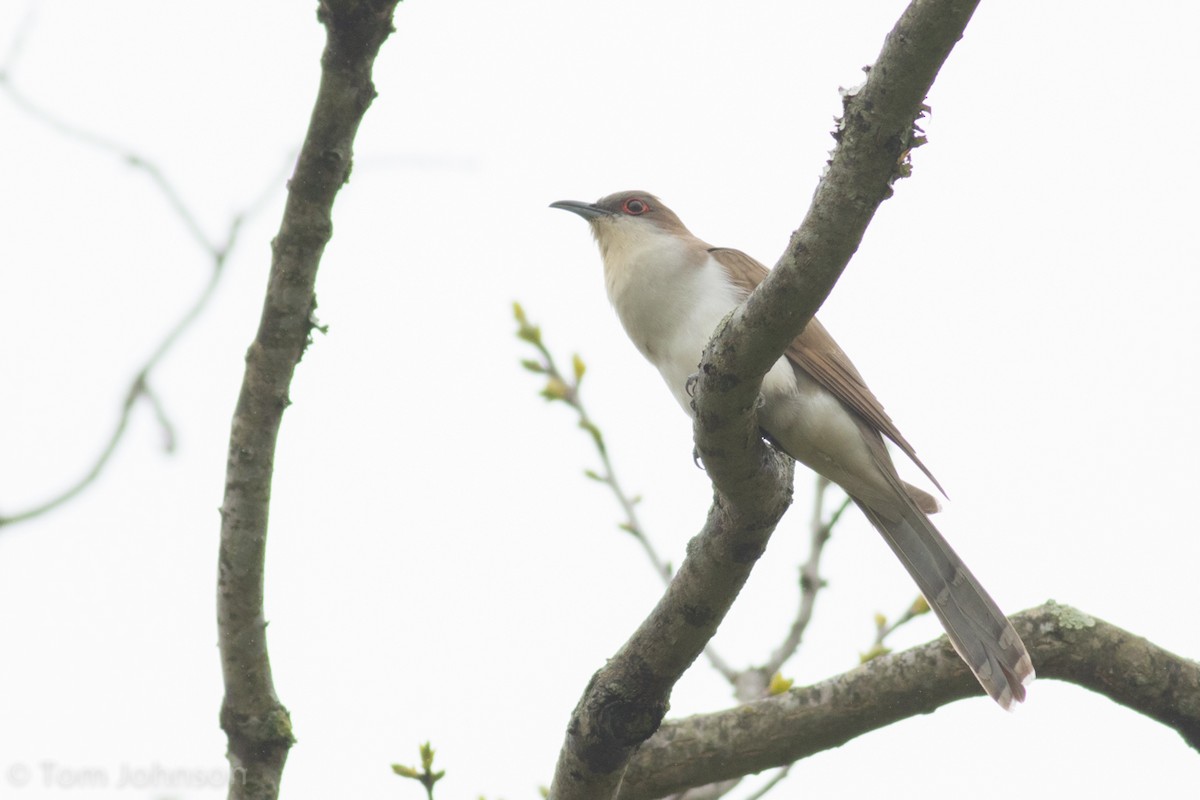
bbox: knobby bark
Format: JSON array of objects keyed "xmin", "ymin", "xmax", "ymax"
[
  {"xmin": 615, "ymin": 602, "xmax": 1200, "ymax": 800},
  {"xmin": 216, "ymin": 3, "xmax": 401, "ymax": 799},
  {"xmin": 548, "ymin": 2, "xmax": 981, "ymax": 799}
]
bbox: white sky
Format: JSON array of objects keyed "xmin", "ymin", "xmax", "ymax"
[{"xmin": 2, "ymin": 1, "xmax": 1198, "ymax": 798}]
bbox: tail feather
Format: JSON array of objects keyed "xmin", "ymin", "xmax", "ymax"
[{"xmin": 855, "ymin": 500, "xmax": 1034, "ymax": 709}]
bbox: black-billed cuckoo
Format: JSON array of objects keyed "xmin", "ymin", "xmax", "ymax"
[{"xmin": 551, "ymin": 190, "xmax": 1034, "ymax": 709}]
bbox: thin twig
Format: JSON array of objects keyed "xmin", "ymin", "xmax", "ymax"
[
  {"xmin": 0, "ymin": 79, "xmax": 217, "ymax": 252},
  {"xmin": 0, "ymin": 146, "xmax": 292, "ymax": 527},
  {"xmin": 0, "ymin": 2, "xmax": 36, "ymax": 76},
  {"xmin": 0, "ymin": 26, "xmax": 293, "ymax": 528},
  {"xmin": 515, "ymin": 307, "xmax": 666, "ymax": 575},
  {"xmin": 515, "ymin": 305, "xmax": 739, "ymax": 682},
  {"xmin": 761, "ymin": 477, "xmax": 850, "ymax": 678}
]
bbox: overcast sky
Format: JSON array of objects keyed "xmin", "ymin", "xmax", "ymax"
[{"xmin": 2, "ymin": 1, "xmax": 1198, "ymax": 798}]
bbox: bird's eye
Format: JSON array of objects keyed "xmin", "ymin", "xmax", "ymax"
[{"xmin": 622, "ymin": 198, "xmax": 648, "ymax": 215}]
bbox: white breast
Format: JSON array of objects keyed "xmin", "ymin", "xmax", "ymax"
[
  {"xmin": 597, "ymin": 221, "xmax": 896, "ymax": 506},
  {"xmin": 603, "ymin": 238, "xmax": 746, "ymax": 414}
]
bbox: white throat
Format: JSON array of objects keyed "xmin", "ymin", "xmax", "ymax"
[{"xmin": 595, "ymin": 220, "xmax": 746, "ymax": 413}]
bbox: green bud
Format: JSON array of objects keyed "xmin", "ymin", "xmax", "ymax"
[
  {"xmin": 541, "ymin": 377, "xmax": 569, "ymax": 401},
  {"xmin": 859, "ymin": 644, "xmax": 891, "ymax": 664},
  {"xmin": 768, "ymin": 672, "xmax": 794, "ymax": 695}
]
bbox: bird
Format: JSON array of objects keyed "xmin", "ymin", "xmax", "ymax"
[{"xmin": 550, "ymin": 190, "xmax": 1034, "ymax": 709}]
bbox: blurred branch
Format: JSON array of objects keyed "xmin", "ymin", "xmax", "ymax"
[
  {"xmin": 549, "ymin": 2, "xmax": 981, "ymax": 799},
  {"xmin": 1, "ymin": 40, "xmax": 225, "ymax": 254},
  {"xmin": 0, "ymin": 3, "xmax": 36, "ymax": 77},
  {"xmin": 215, "ymin": 3, "xmax": 401, "ymax": 800},
  {"xmin": 617, "ymin": 603, "xmax": 1200, "ymax": 800},
  {"xmin": 754, "ymin": 477, "xmax": 851, "ymax": 691},
  {"xmin": 0, "ymin": 24, "xmax": 292, "ymax": 529}
]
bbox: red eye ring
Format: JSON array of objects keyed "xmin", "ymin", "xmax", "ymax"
[{"xmin": 622, "ymin": 198, "xmax": 649, "ymax": 215}]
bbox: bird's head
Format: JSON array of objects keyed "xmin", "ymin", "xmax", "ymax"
[{"xmin": 551, "ymin": 191, "xmax": 693, "ymax": 261}]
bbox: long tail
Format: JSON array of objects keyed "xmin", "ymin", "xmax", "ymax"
[{"xmin": 855, "ymin": 499, "xmax": 1034, "ymax": 709}]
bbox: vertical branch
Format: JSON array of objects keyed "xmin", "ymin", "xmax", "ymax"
[{"xmin": 216, "ymin": 3, "xmax": 401, "ymax": 799}]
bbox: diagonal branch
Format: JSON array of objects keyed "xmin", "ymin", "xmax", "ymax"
[
  {"xmin": 693, "ymin": 0, "xmax": 979, "ymax": 473},
  {"xmin": 616, "ymin": 602, "xmax": 1200, "ymax": 800},
  {"xmin": 215, "ymin": 3, "xmax": 401, "ymax": 799},
  {"xmin": 548, "ymin": 3, "xmax": 981, "ymax": 800}
]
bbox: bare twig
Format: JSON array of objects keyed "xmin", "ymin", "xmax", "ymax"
[
  {"xmin": 216, "ymin": 3, "xmax": 401, "ymax": 799},
  {"xmin": 0, "ymin": 77, "xmax": 219, "ymax": 253},
  {"xmin": 0, "ymin": 31, "xmax": 293, "ymax": 528},
  {"xmin": 761, "ymin": 477, "xmax": 851, "ymax": 680},
  {"xmin": 0, "ymin": 2, "xmax": 36, "ymax": 76}
]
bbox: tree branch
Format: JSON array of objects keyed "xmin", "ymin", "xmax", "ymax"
[
  {"xmin": 616, "ymin": 602, "xmax": 1200, "ymax": 800},
  {"xmin": 548, "ymin": 3, "xmax": 981, "ymax": 800},
  {"xmin": 215, "ymin": 3, "xmax": 400, "ymax": 799}
]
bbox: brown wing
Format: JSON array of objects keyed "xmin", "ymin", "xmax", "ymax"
[{"xmin": 708, "ymin": 247, "xmax": 946, "ymax": 497}]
